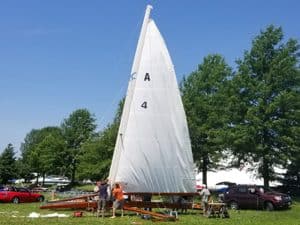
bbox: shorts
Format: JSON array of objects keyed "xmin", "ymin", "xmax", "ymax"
[
  {"xmin": 98, "ymin": 198, "xmax": 106, "ymax": 210},
  {"xmin": 202, "ymin": 201, "xmax": 209, "ymax": 211},
  {"xmin": 113, "ymin": 199, "xmax": 125, "ymax": 209}
]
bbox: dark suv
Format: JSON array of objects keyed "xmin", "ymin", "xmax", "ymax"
[{"xmin": 223, "ymin": 185, "xmax": 292, "ymax": 210}]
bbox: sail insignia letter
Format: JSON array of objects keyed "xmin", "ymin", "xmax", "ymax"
[{"xmin": 144, "ymin": 73, "xmax": 151, "ymax": 81}]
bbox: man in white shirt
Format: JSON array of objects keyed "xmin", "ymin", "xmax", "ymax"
[{"xmin": 199, "ymin": 185, "xmax": 211, "ymax": 216}]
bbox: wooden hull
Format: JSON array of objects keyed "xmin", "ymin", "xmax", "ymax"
[
  {"xmin": 40, "ymin": 200, "xmax": 200, "ymax": 211},
  {"xmin": 40, "ymin": 192, "xmax": 201, "ymax": 211}
]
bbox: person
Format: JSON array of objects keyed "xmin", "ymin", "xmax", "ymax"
[
  {"xmin": 94, "ymin": 181, "xmax": 100, "ymax": 200},
  {"xmin": 98, "ymin": 179, "xmax": 109, "ymax": 218},
  {"xmin": 199, "ymin": 185, "xmax": 211, "ymax": 216},
  {"xmin": 111, "ymin": 183, "xmax": 124, "ymax": 218},
  {"xmin": 178, "ymin": 196, "xmax": 189, "ymax": 213},
  {"xmin": 143, "ymin": 194, "xmax": 152, "ymax": 211}
]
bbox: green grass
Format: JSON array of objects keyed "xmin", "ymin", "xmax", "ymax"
[{"xmin": 0, "ymin": 199, "xmax": 299, "ymax": 225}]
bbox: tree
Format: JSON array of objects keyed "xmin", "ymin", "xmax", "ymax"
[
  {"xmin": 228, "ymin": 25, "xmax": 300, "ymax": 187},
  {"xmin": 77, "ymin": 124, "xmax": 118, "ymax": 181},
  {"xmin": 61, "ymin": 109, "xmax": 97, "ymax": 183},
  {"xmin": 278, "ymin": 109, "xmax": 300, "ymax": 195},
  {"xmin": 77, "ymin": 100, "xmax": 123, "ymax": 181},
  {"xmin": 181, "ymin": 54, "xmax": 232, "ymax": 185},
  {"xmin": 33, "ymin": 134, "xmax": 67, "ymax": 185},
  {"xmin": 0, "ymin": 144, "xmax": 17, "ymax": 184},
  {"xmin": 282, "ymin": 154, "xmax": 300, "ymax": 194},
  {"xmin": 15, "ymin": 158, "xmax": 33, "ymax": 183},
  {"xmin": 21, "ymin": 127, "xmax": 67, "ymax": 184}
]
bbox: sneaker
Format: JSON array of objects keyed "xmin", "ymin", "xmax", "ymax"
[{"xmin": 110, "ymin": 216, "xmax": 116, "ymax": 219}]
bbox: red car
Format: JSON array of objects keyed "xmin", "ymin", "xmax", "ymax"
[{"xmin": 0, "ymin": 186, "xmax": 44, "ymax": 204}]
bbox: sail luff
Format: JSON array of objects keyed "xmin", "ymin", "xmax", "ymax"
[
  {"xmin": 108, "ymin": 5, "xmax": 153, "ymax": 185},
  {"xmin": 131, "ymin": 5, "xmax": 153, "ymax": 75}
]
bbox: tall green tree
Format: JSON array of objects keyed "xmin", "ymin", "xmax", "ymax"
[
  {"xmin": 77, "ymin": 100, "xmax": 123, "ymax": 181},
  {"xmin": 77, "ymin": 123, "xmax": 118, "ymax": 181},
  {"xmin": 228, "ymin": 25, "xmax": 300, "ymax": 187},
  {"xmin": 34, "ymin": 134, "xmax": 67, "ymax": 184},
  {"xmin": 181, "ymin": 54, "xmax": 232, "ymax": 185},
  {"xmin": 281, "ymin": 126, "xmax": 300, "ymax": 192},
  {"xmin": 15, "ymin": 158, "xmax": 33, "ymax": 183},
  {"xmin": 0, "ymin": 144, "xmax": 17, "ymax": 184},
  {"xmin": 21, "ymin": 126, "xmax": 66, "ymax": 183},
  {"xmin": 61, "ymin": 109, "xmax": 97, "ymax": 183}
]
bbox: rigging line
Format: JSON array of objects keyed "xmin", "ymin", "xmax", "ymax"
[{"xmin": 98, "ymin": 83, "xmax": 126, "ymax": 126}]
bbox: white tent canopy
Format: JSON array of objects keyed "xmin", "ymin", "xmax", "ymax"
[{"xmin": 196, "ymin": 166, "xmax": 285, "ymax": 190}]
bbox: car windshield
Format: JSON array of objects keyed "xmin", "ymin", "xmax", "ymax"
[{"xmin": 16, "ymin": 188, "xmax": 29, "ymax": 192}]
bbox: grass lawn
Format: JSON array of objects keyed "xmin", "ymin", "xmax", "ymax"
[{"xmin": 0, "ymin": 199, "xmax": 299, "ymax": 225}]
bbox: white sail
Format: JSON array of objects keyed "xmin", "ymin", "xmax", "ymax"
[{"xmin": 109, "ymin": 5, "xmax": 195, "ymax": 193}]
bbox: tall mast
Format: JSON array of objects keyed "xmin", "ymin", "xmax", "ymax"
[{"xmin": 131, "ymin": 5, "xmax": 153, "ymax": 75}]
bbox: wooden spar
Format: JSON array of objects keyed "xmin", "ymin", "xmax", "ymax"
[
  {"xmin": 47, "ymin": 193, "xmax": 97, "ymax": 203},
  {"xmin": 40, "ymin": 200, "xmax": 98, "ymax": 210},
  {"xmin": 123, "ymin": 206, "xmax": 176, "ymax": 221},
  {"xmin": 41, "ymin": 203, "xmax": 176, "ymax": 221}
]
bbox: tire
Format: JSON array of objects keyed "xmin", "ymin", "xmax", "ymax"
[
  {"xmin": 12, "ymin": 197, "xmax": 20, "ymax": 204},
  {"xmin": 265, "ymin": 202, "xmax": 274, "ymax": 211},
  {"xmin": 229, "ymin": 201, "xmax": 238, "ymax": 210},
  {"xmin": 37, "ymin": 196, "xmax": 44, "ymax": 202}
]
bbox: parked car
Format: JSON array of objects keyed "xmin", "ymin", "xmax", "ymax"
[
  {"xmin": 0, "ymin": 186, "xmax": 44, "ymax": 204},
  {"xmin": 31, "ymin": 186, "xmax": 49, "ymax": 192},
  {"xmin": 215, "ymin": 181, "xmax": 236, "ymax": 193},
  {"xmin": 223, "ymin": 185, "xmax": 292, "ymax": 210}
]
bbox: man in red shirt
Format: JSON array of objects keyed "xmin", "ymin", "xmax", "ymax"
[{"xmin": 111, "ymin": 183, "xmax": 124, "ymax": 218}]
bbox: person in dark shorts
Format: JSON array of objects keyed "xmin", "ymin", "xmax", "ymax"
[{"xmin": 98, "ymin": 179, "xmax": 109, "ymax": 218}]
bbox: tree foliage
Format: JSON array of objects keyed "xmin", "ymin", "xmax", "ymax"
[
  {"xmin": 181, "ymin": 54, "xmax": 232, "ymax": 185},
  {"xmin": 77, "ymin": 100, "xmax": 123, "ymax": 181},
  {"xmin": 227, "ymin": 25, "xmax": 300, "ymax": 187},
  {"xmin": 0, "ymin": 144, "xmax": 17, "ymax": 184},
  {"xmin": 77, "ymin": 123, "xmax": 118, "ymax": 181},
  {"xmin": 61, "ymin": 109, "xmax": 97, "ymax": 183},
  {"xmin": 21, "ymin": 127, "xmax": 66, "ymax": 184}
]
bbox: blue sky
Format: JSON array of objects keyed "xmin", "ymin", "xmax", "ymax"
[{"xmin": 0, "ymin": 0, "xmax": 299, "ymax": 155}]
